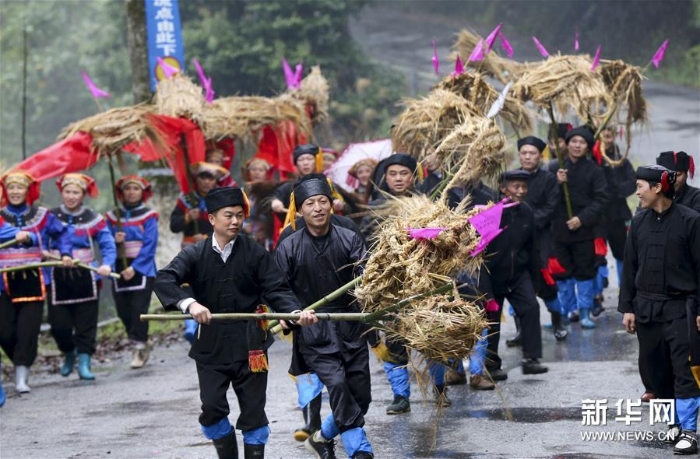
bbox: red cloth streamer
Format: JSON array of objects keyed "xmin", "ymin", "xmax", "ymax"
[
  {"xmin": 254, "ymin": 121, "xmax": 307, "ymax": 176},
  {"xmin": 11, "ymin": 132, "xmax": 98, "ymax": 183},
  {"xmin": 124, "ymin": 114, "xmax": 206, "ymax": 194},
  {"xmin": 592, "ymin": 140, "xmax": 603, "ymax": 165}
]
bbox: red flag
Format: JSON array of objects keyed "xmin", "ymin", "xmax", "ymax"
[
  {"xmin": 432, "ymin": 39, "xmax": 440, "ymax": 75},
  {"xmin": 499, "ymin": 32, "xmax": 514, "ymax": 58}
]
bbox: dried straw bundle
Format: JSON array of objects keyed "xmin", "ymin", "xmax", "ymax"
[
  {"xmin": 59, "ymin": 104, "xmax": 164, "ymax": 154},
  {"xmin": 355, "ymin": 195, "xmax": 483, "ymax": 312},
  {"xmin": 382, "ymin": 295, "xmax": 487, "ymax": 362},
  {"xmin": 201, "ymin": 95, "xmax": 312, "ymax": 141},
  {"xmin": 436, "ymin": 72, "xmax": 533, "ymax": 133},
  {"xmin": 599, "ymin": 60, "xmax": 647, "ymax": 124},
  {"xmin": 511, "ymin": 54, "xmax": 612, "ymax": 121},
  {"xmin": 435, "ymin": 117, "xmax": 507, "ymax": 193},
  {"xmin": 453, "ymin": 29, "xmax": 529, "ymax": 84},
  {"xmin": 293, "ymin": 66, "xmax": 330, "ymax": 126},
  {"xmin": 153, "ymin": 74, "xmax": 206, "ymax": 120},
  {"xmin": 391, "ymin": 89, "xmax": 479, "ymax": 159}
]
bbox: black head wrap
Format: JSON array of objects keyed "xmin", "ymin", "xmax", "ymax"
[
  {"xmin": 565, "ymin": 126, "xmax": 595, "ymax": 151},
  {"xmin": 205, "ymin": 187, "xmax": 250, "ymax": 216},
  {"xmin": 656, "ymin": 151, "xmax": 694, "ymax": 176},
  {"xmin": 292, "ymin": 173, "xmax": 333, "ymax": 205},
  {"xmin": 293, "ymin": 144, "xmax": 321, "ymax": 163},
  {"xmin": 499, "ymin": 169, "xmax": 531, "ymax": 184},
  {"xmin": 517, "ymin": 136, "xmax": 547, "ymax": 153}
]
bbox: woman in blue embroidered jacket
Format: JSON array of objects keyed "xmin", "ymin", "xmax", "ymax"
[
  {"xmin": 106, "ymin": 175, "xmax": 158, "ymax": 369},
  {"xmin": 48, "ymin": 173, "xmax": 116, "ymax": 381},
  {"xmin": 0, "ymin": 202, "xmax": 38, "ymax": 403},
  {"xmin": 0, "ymin": 171, "xmax": 72, "ymax": 393}
]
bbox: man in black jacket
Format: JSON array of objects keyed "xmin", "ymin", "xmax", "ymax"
[
  {"xmin": 276, "ymin": 176, "xmax": 374, "ymax": 459},
  {"xmin": 154, "ymin": 187, "xmax": 315, "ymax": 459},
  {"xmin": 548, "ymin": 126, "xmax": 609, "ymax": 329},
  {"xmin": 478, "ymin": 170, "xmax": 548, "ymax": 375},
  {"xmin": 657, "ymin": 151, "xmax": 700, "ymax": 213},
  {"xmin": 618, "ymin": 165, "xmax": 700, "ymax": 455},
  {"xmin": 516, "ymin": 135, "xmax": 567, "ymax": 341}
]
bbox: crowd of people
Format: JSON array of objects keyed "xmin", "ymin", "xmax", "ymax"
[{"xmin": 0, "ymin": 128, "xmax": 698, "ymax": 458}]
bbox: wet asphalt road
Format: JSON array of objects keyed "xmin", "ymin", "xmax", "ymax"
[{"xmin": 0, "ymin": 268, "xmax": 684, "ymax": 459}]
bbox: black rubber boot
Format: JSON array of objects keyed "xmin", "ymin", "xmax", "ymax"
[
  {"xmin": 244, "ymin": 443, "xmax": 264, "ymax": 459},
  {"xmin": 506, "ymin": 316, "xmax": 522, "ymax": 347},
  {"xmin": 213, "ymin": 431, "xmax": 238, "ymax": 459},
  {"xmin": 550, "ymin": 312, "xmax": 568, "ymax": 341},
  {"xmin": 294, "ymin": 393, "xmax": 322, "ymax": 442}
]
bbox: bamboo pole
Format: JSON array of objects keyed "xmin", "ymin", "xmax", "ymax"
[
  {"xmin": 547, "ymin": 102, "xmax": 573, "ymax": 219},
  {"xmin": 266, "ymin": 277, "xmax": 361, "ymax": 331},
  {"xmin": 0, "ymin": 238, "xmax": 20, "ymax": 250},
  {"xmin": 141, "ymin": 312, "xmax": 371, "ymax": 322},
  {"xmin": 108, "ymin": 155, "xmax": 129, "ymax": 269},
  {"xmin": 142, "ymin": 282, "xmax": 457, "ymax": 331},
  {"xmin": 0, "ymin": 260, "xmax": 121, "ymax": 279}
]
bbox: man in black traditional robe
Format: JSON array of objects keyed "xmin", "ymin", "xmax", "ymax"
[
  {"xmin": 478, "ymin": 170, "xmax": 548, "ymax": 376},
  {"xmin": 657, "ymin": 151, "xmax": 700, "ymax": 213},
  {"xmin": 548, "ymin": 126, "xmax": 608, "ymax": 329},
  {"xmin": 618, "ymin": 165, "xmax": 700, "ymax": 455},
  {"xmin": 276, "ymin": 176, "xmax": 373, "ymax": 459},
  {"xmin": 515, "ymin": 135, "xmax": 567, "ymax": 341},
  {"xmin": 154, "ymin": 187, "xmax": 315, "ymax": 459}
]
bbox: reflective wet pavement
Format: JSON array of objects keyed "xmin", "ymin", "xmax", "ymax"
[{"xmin": 0, "ymin": 274, "xmax": 681, "ymax": 458}]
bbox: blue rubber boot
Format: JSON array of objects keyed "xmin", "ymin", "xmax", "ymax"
[
  {"xmin": 576, "ymin": 279, "xmax": 597, "ymax": 329},
  {"xmin": 0, "ymin": 362, "xmax": 6, "ymax": 407},
  {"xmin": 61, "ymin": 349, "xmax": 77, "ymax": 377},
  {"xmin": 77, "ymin": 353, "xmax": 95, "ymax": 380}
]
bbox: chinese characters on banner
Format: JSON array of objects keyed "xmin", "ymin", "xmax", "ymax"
[
  {"xmin": 581, "ymin": 399, "xmax": 675, "ymax": 426},
  {"xmin": 145, "ymin": 0, "xmax": 185, "ymax": 91}
]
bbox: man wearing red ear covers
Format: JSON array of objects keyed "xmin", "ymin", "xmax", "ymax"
[
  {"xmin": 619, "ymin": 164, "xmax": 700, "ymax": 455},
  {"xmin": 657, "ymin": 151, "xmax": 700, "ymax": 213}
]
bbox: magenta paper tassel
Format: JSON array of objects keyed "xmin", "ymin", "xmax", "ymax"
[
  {"xmin": 651, "ymin": 39, "xmax": 670, "ymax": 68},
  {"xmin": 532, "ymin": 36, "xmax": 549, "ymax": 58},
  {"xmin": 432, "ymin": 39, "xmax": 440, "ymax": 75},
  {"xmin": 499, "ymin": 32, "xmax": 514, "ymax": 58},
  {"xmin": 81, "ymin": 71, "xmax": 110, "ymax": 99}
]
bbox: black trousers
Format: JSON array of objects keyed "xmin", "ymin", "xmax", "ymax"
[
  {"xmin": 48, "ymin": 297, "xmax": 99, "ymax": 355},
  {"xmin": 486, "ymin": 273, "xmax": 543, "ymax": 369},
  {"xmin": 0, "ymin": 294, "xmax": 44, "ymax": 366},
  {"xmin": 607, "ymin": 219, "xmax": 628, "ymax": 261},
  {"xmin": 637, "ymin": 319, "xmax": 700, "ymax": 400},
  {"xmin": 303, "ymin": 346, "xmax": 371, "ymax": 433},
  {"xmin": 196, "ymin": 360, "xmax": 269, "ymax": 432},
  {"xmin": 553, "ymin": 238, "xmax": 597, "ymax": 280},
  {"xmin": 113, "ymin": 278, "xmax": 154, "ymax": 343}
]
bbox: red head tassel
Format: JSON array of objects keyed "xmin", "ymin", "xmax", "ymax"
[
  {"xmin": 689, "ymin": 156, "xmax": 695, "ymax": 179},
  {"xmin": 673, "ymin": 151, "xmax": 678, "ymax": 164},
  {"xmin": 661, "ymin": 171, "xmax": 670, "ymax": 192}
]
